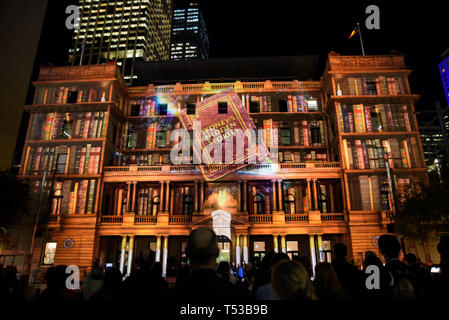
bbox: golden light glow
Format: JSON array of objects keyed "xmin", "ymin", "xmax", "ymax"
[{"xmin": 218, "ymin": 190, "xmax": 227, "ymax": 208}]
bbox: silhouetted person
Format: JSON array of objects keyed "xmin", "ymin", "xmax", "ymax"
[
  {"xmin": 253, "ymin": 251, "xmax": 275, "ymax": 293},
  {"xmin": 83, "ymin": 262, "xmax": 104, "ymax": 300},
  {"xmin": 434, "ymin": 235, "xmax": 449, "ymax": 300},
  {"xmin": 217, "ymin": 261, "xmax": 236, "ymax": 284},
  {"xmin": 271, "ymin": 260, "xmax": 316, "ymax": 300},
  {"xmin": 313, "ymin": 262, "xmax": 349, "ymax": 300},
  {"xmin": 404, "ymin": 253, "xmax": 431, "ymax": 300},
  {"xmin": 256, "ymin": 252, "xmax": 290, "ymax": 300},
  {"xmin": 39, "ymin": 265, "xmax": 79, "ymax": 300},
  {"xmin": 331, "ymin": 243, "xmax": 362, "ymax": 299},
  {"xmin": 91, "ymin": 267, "xmax": 124, "ymax": 300},
  {"xmin": 173, "ymin": 227, "xmax": 250, "ymax": 300},
  {"xmin": 378, "ymin": 235, "xmax": 407, "ymax": 285},
  {"xmin": 362, "ymin": 251, "xmax": 393, "ymax": 300},
  {"xmin": 122, "ymin": 251, "xmax": 169, "ymax": 300}
]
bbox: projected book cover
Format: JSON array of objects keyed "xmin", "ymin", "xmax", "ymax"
[{"xmin": 178, "ymin": 90, "xmax": 269, "ymax": 181}]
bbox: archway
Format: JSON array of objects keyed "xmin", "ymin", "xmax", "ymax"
[{"xmin": 212, "ymin": 210, "xmax": 232, "ymax": 263}]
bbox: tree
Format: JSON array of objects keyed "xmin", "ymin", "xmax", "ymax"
[
  {"xmin": 0, "ymin": 169, "xmax": 31, "ymax": 249},
  {"xmin": 394, "ymin": 156, "xmax": 449, "ymax": 261}
]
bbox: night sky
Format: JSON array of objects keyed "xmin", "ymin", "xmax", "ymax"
[{"xmin": 32, "ymin": 0, "xmax": 449, "ymax": 110}]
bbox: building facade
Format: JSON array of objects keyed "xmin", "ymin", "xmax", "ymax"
[
  {"xmin": 19, "ymin": 52, "xmax": 433, "ymax": 281},
  {"xmin": 68, "ymin": 0, "xmax": 173, "ymax": 83},
  {"xmin": 169, "ymin": 1, "xmax": 209, "ymax": 61}
]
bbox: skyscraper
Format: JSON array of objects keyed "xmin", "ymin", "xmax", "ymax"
[
  {"xmin": 169, "ymin": 1, "xmax": 209, "ymax": 61},
  {"xmin": 68, "ymin": 0, "xmax": 173, "ymax": 83},
  {"xmin": 439, "ymin": 48, "xmax": 449, "ymax": 107}
]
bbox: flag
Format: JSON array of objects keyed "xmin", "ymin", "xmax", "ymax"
[{"xmin": 348, "ymin": 25, "xmax": 359, "ymax": 39}]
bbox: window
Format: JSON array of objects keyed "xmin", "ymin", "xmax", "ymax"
[
  {"xmin": 62, "ymin": 120, "xmax": 73, "ymax": 139},
  {"xmin": 183, "ymin": 195, "xmax": 194, "ymax": 215},
  {"xmin": 253, "ymin": 241, "xmax": 266, "ymax": 259},
  {"xmin": 158, "ymin": 104, "xmax": 168, "ymax": 115},
  {"xmin": 250, "ymin": 100, "xmax": 259, "ymax": 113},
  {"xmin": 67, "ymin": 90, "xmax": 78, "ymax": 104},
  {"xmin": 130, "ymin": 104, "xmax": 140, "ymax": 116},
  {"xmin": 380, "ymin": 184, "xmax": 390, "ymax": 210},
  {"xmin": 253, "ymin": 193, "xmax": 265, "ymax": 214},
  {"xmin": 279, "ymin": 100, "xmax": 288, "ymax": 112},
  {"xmin": 286, "ymin": 241, "xmax": 299, "ymax": 259},
  {"xmin": 187, "ymin": 103, "xmax": 196, "ymax": 115},
  {"xmin": 366, "ymin": 81, "xmax": 377, "ymax": 95},
  {"xmin": 284, "ymin": 194, "xmax": 296, "ymax": 214},
  {"xmin": 218, "ymin": 102, "xmax": 228, "ymax": 114},
  {"xmin": 43, "ymin": 242, "xmax": 57, "ymax": 265},
  {"xmin": 56, "ymin": 154, "xmax": 67, "ymax": 174},
  {"xmin": 281, "ymin": 128, "xmax": 291, "ymax": 145},
  {"xmin": 127, "ymin": 132, "xmax": 137, "ymax": 148},
  {"xmin": 152, "ymin": 196, "xmax": 160, "ymax": 216},
  {"xmin": 156, "ymin": 130, "xmax": 166, "ymax": 148}
]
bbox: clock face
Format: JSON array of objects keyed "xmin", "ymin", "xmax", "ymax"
[{"xmin": 64, "ymin": 239, "xmax": 74, "ymax": 249}]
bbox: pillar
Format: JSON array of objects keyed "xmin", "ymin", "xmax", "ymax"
[
  {"xmin": 277, "ymin": 180, "xmax": 283, "ymax": 211},
  {"xmin": 317, "ymin": 235, "xmax": 323, "ymax": 263},
  {"xmin": 272, "ymin": 180, "xmax": 277, "ymax": 211},
  {"xmin": 312, "ymin": 179, "xmax": 318, "ymax": 210},
  {"xmin": 160, "ymin": 181, "xmax": 165, "ymax": 212},
  {"xmin": 162, "ymin": 236, "xmax": 168, "ymax": 277},
  {"xmin": 194, "ymin": 180, "xmax": 199, "ymax": 212},
  {"xmin": 273, "ymin": 234, "xmax": 279, "ymax": 253},
  {"xmin": 126, "ymin": 236, "xmax": 134, "ymax": 276},
  {"xmin": 126, "ymin": 182, "xmax": 131, "ymax": 212},
  {"xmin": 235, "ymin": 235, "xmax": 241, "ymax": 267},
  {"xmin": 237, "ymin": 181, "xmax": 242, "ymax": 211},
  {"xmin": 309, "ymin": 235, "xmax": 317, "ymax": 277},
  {"xmin": 117, "ymin": 188, "xmax": 123, "ymax": 215},
  {"xmin": 243, "ymin": 180, "xmax": 247, "ymax": 212},
  {"xmin": 329, "ymin": 184, "xmax": 335, "ymax": 213},
  {"xmin": 119, "ymin": 236, "xmax": 127, "ymax": 274},
  {"xmin": 280, "ymin": 235, "xmax": 286, "ymax": 253},
  {"xmin": 165, "ymin": 181, "xmax": 170, "ymax": 214},
  {"xmin": 155, "ymin": 236, "xmax": 161, "ymax": 262},
  {"xmin": 242, "ymin": 235, "xmax": 249, "ymax": 264},
  {"xmin": 131, "ymin": 181, "xmax": 137, "ymax": 212},
  {"xmin": 306, "ymin": 179, "xmax": 312, "ymax": 211},
  {"xmin": 200, "ymin": 181, "xmax": 204, "ymax": 212}
]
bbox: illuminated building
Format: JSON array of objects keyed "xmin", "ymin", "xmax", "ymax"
[
  {"xmin": 68, "ymin": 0, "xmax": 173, "ymax": 83},
  {"xmin": 169, "ymin": 1, "xmax": 209, "ymax": 61},
  {"xmin": 19, "ymin": 52, "xmax": 433, "ymax": 281}
]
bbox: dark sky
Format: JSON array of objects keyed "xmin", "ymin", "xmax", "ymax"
[{"xmin": 34, "ymin": 0, "xmax": 449, "ymax": 110}]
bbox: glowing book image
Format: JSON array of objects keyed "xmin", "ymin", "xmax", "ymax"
[{"xmin": 178, "ymin": 89, "xmax": 269, "ymax": 181}]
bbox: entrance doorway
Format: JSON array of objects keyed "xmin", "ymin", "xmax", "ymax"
[{"xmin": 217, "ymin": 235, "xmax": 232, "ymax": 264}]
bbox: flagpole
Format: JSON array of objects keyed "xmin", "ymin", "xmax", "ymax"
[{"xmin": 357, "ymin": 22, "xmax": 366, "ymax": 56}]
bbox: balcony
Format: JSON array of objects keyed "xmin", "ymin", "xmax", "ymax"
[
  {"xmin": 101, "ymin": 215, "xmax": 123, "ymax": 224},
  {"xmin": 285, "ymin": 214, "xmax": 309, "ymax": 223},
  {"xmin": 320, "ymin": 213, "xmax": 345, "ymax": 222},
  {"xmin": 169, "ymin": 215, "xmax": 192, "ymax": 224},
  {"xmin": 249, "ymin": 214, "xmax": 273, "ymax": 223},
  {"xmin": 135, "ymin": 215, "xmax": 157, "ymax": 224}
]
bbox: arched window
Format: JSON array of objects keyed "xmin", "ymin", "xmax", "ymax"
[
  {"xmin": 152, "ymin": 196, "xmax": 160, "ymax": 216},
  {"xmin": 253, "ymin": 193, "xmax": 265, "ymax": 215},
  {"xmin": 183, "ymin": 195, "xmax": 194, "ymax": 215},
  {"xmin": 284, "ymin": 194, "xmax": 296, "ymax": 214}
]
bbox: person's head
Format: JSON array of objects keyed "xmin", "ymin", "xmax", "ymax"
[
  {"xmin": 378, "ymin": 234, "xmax": 402, "ymax": 260},
  {"xmin": 364, "ymin": 251, "xmax": 382, "ymax": 268},
  {"xmin": 314, "ymin": 262, "xmax": 342, "ymax": 294},
  {"xmin": 103, "ymin": 267, "xmax": 122, "ymax": 290},
  {"xmin": 333, "ymin": 243, "xmax": 348, "ymax": 260},
  {"xmin": 185, "ymin": 228, "xmax": 219, "ymax": 269},
  {"xmin": 217, "ymin": 261, "xmax": 230, "ymax": 274},
  {"xmin": 404, "ymin": 253, "xmax": 418, "ymax": 267},
  {"xmin": 393, "ymin": 274, "xmax": 415, "ymax": 300},
  {"xmin": 271, "ymin": 252, "xmax": 290, "ymax": 268},
  {"xmin": 271, "ymin": 260, "xmax": 316, "ymax": 300}
]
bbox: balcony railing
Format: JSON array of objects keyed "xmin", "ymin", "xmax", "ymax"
[
  {"xmin": 48, "ymin": 215, "xmax": 59, "ymax": 223},
  {"xmin": 321, "ymin": 213, "xmax": 345, "ymax": 222},
  {"xmin": 135, "ymin": 215, "xmax": 157, "ymax": 224},
  {"xmin": 249, "ymin": 214, "xmax": 273, "ymax": 223},
  {"xmin": 104, "ymin": 162, "xmax": 341, "ymax": 174},
  {"xmin": 101, "ymin": 215, "xmax": 123, "ymax": 224},
  {"xmin": 285, "ymin": 214, "xmax": 309, "ymax": 223},
  {"xmin": 169, "ymin": 215, "xmax": 192, "ymax": 224}
]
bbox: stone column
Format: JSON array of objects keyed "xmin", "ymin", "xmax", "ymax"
[
  {"xmin": 317, "ymin": 234, "xmax": 324, "ymax": 263},
  {"xmin": 117, "ymin": 188, "xmax": 124, "ymax": 215},
  {"xmin": 194, "ymin": 181, "xmax": 199, "ymax": 212},
  {"xmin": 160, "ymin": 181, "xmax": 165, "ymax": 212},
  {"xmin": 165, "ymin": 181, "xmax": 170, "ymax": 214},
  {"xmin": 126, "ymin": 182, "xmax": 131, "ymax": 212},
  {"xmin": 162, "ymin": 236, "xmax": 169, "ymax": 277},
  {"xmin": 306, "ymin": 179, "xmax": 312, "ymax": 211},
  {"xmin": 237, "ymin": 181, "xmax": 242, "ymax": 211},
  {"xmin": 329, "ymin": 184, "xmax": 335, "ymax": 213},
  {"xmin": 280, "ymin": 234, "xmax": 286, "ymax": 253},
  {"xmin": 272, "ymin": 180, "xmax": 277, "ymax": 211},
  {"xmin": 243, "ymin": 181, "xmax": 247, "ymax": 212},
  {"xmin": 235, "ymin": 235, "xmax": 241, "ymax": 267},
  {"xmin": 309, "ymin": 235, "xmax": 317, "ymax": 277},
  {"xmin": 273, "ymin": 234, "xmax": 279, "ymax": 253},
  {"xmin": 131, "ymin": 181, "xmax": 137, "ymax": 212},
  {"xmin": 242, "ymin": 235, "xmax": 249, "ymax": 264},
  {"xmin": 312, "ymin": 179, "xmax": 318, "ymax": 211},
  {"xmin": 126, "ymin": 235, "xmax": 134, "ymax": 276},
  {"xmin": 277, "ymin": 180, "xmax": 283, "ymax": 211},
  {"xmin": 155, "ymin": 236, "xmax": 161, "ymax": 262},
  {"xmin": 119, "ymin": 236, "xmax": 127, "ymax": 274}
]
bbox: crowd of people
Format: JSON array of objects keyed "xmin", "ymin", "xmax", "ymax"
[{"xmin": 1, "ymin": 229, "xmax": 448, "ymax": 301}]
